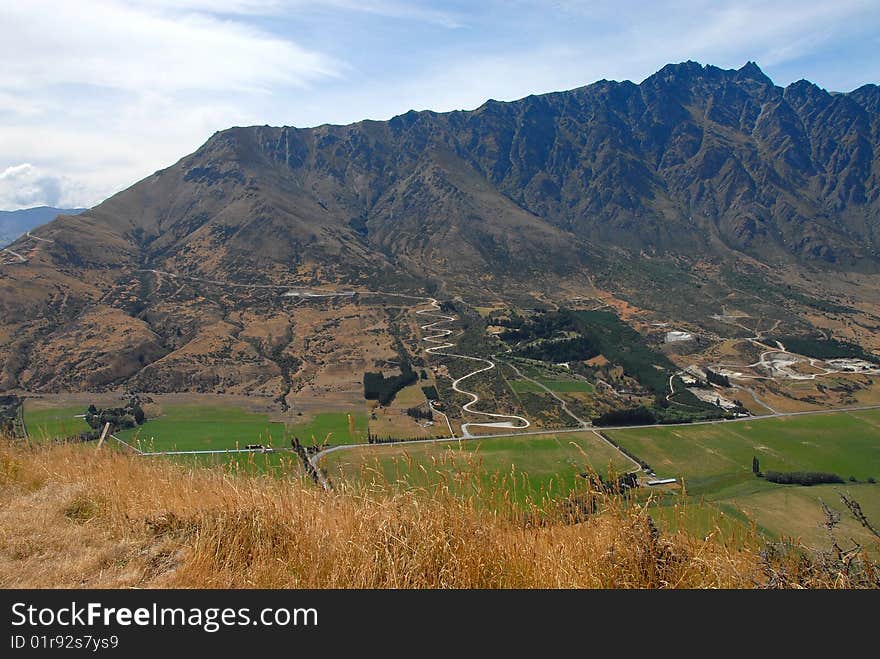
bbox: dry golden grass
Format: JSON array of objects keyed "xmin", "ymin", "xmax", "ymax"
[{"xmin": 0, "ymin": 439, "xmax": 877, "ymax": 589}]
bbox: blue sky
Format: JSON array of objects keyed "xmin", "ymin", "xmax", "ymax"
[{"xmin": 1, "ymin": 0, "xmax": 878, "ymax": 210}]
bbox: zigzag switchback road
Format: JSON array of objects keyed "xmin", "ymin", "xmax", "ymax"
[{"xmin": 112, "ymin": 273, "xmax": 880, "ymax": 491}]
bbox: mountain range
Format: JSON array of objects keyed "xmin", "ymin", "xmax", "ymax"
[
  {"xmin": 1, "ymin": 60, "xmax": 878, "ymax": 394},
  {"xmin": 0, "ymin": 206, "xmax": 85, "ymax": 248}
]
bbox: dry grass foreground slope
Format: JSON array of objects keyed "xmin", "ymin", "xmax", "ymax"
[{"xmin": 0, "ymin": 439, "xmax": 877, "ymax": 589}]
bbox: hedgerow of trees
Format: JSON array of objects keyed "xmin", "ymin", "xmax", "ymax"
[
  {"xmin": 763, "ymin": 471, "xmax": 845, "ymax": 486},
  {"xmin": 363, "ymin": 368, "xmax": 418, "ymax": 406},
  {"xmin": 85, "ymin": 398, "xmax": 147, "ymax": 433}
]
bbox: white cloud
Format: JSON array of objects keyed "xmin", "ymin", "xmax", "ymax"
[
  {"xmin": 332, "ymin": 0, "xmax": 880, "ymax": 117},
  {"xmin": 0, "ymin": 164, "xmax": 84, "ymax": 210},
  {"xmin": 0, "ymin": 1, "xmax": 340, "ymax": 95},
  {"xmin": 0, "ymin": 0, "xmax": 345, "ymax": 209},
  {"xmin": 308, "ymin": 0, "xmax": 463, "ymax": 27},
  {"xmin": 0, "ymin": 1, "xmax": 876, "ymax": 211}
]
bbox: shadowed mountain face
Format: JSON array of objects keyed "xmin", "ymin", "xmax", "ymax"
[
  {"xmin": 1, "ymin": 61, "xmax": 879, "ymax": 393},
  {"xmin": 32, "ymin": 61, "xmax": 880, "ymax": 277}
]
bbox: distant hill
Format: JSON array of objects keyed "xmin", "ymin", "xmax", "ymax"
[{"xmin": 0, "ymin": 206, "xmax": 86, "ymax": 247}]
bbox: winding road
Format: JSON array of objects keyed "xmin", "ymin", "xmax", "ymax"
[
  {"xmin": 413, "ymin": 298, "xmax": 530, "ymax": 438},
  {"xmin": 84, "ymin": 271, "xmax": 880, "ymax": 491},
  {"xmin": 126, "ymin": 273, "xmax": 532, "ymax": 486}
]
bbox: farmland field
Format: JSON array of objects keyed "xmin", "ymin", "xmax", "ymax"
[
  {"xmin": 24, "ymin": 404, "xmax": 90, "ymax": 440},
  {"xmin": 729, "ymin": 482, "xmax": 880, "ymax": 551},
  {"xmin": 542, "ymin": 378, "xmax": 595, "ymax": 393},
  {"xmin": 609, "ymin": 410, "xmax": 880, "ymax": 552},
  {"xmin": 158, "ymin": 448, "xmax": 302, "ymax": 475},
  {"xmin": 509, "ymin": 377, "xmax": 594, "ymax": 394},
  {"xmin": 508, "ymin": 379, "xmax": 547, "ymax": 394},
  {"xmin": 609, "ymin": 409, "xmax": 880, "ymax": 496},
  {"xmin": 288, "ymin": 411, "xmax": 368, "ymax": 446},
  {"xmin": 508, "ymin": 360, "xmax": 596, "ymax": 395},
  {"xmin": 118, "ymin": 405, "xmax": 285, "ymax": 452},
  {"xmin": 322, "ymin": 431, "xmax": 634, "ymax": 504}
]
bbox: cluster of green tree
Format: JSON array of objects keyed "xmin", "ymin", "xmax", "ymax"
[
  {"xmin": 366, "ymin": 431, "xmax": 432, "ymax": 445},
  {"xmin": 85, "ymin": 399, "xmax": 146, "ymax": 433},
  {"xmin": 498, "ymin": 311, "xmax": 573, "ymax": 343},
  {"xmin": 763, "ymin": 471, "xmax": 845, "ymax": 486},
  {"xmin": 580, "ymin": 470, "xmax": 640, "ymax": 494},
  {"xmin": 656, "ymin": 407, "xmax": 730, "ymax": 424},
  {"xmin": 664, "ymin": 385, "xmax": 718, "ymax": 411},
  {"xmin": 770, "ymin": 336, "xmax": 879, "ymax": 364},
  {"xmin": 569, "ymin": 310, "xmax": 677, "ymax": 397},
  {"xmin": 364, "ymin": 314, "xmax": 419, "ymax": 406},
  {"xmin": 421, "ymin": 385, "xmax": 439, "ymax": 401},
  {"xmin": 513, "ymin": 336, "xmax": 599, "ymax": 363},
  {"xmin": 488, "ymin": 314, "xmax": 525, "ymax": 329},
  {"xmin": 705, "ymin": 368, "xmax": 731, "ymax": 387},
  {"xmin": 363, "ymin": 368, "xmax": 418, "ymax": 406},
  {"xmin": 453, "ymin": 307, "xmax": 502, "ymax": 359},
  {"xmin": 592, "ymin": 406, "xmax": 656, "ymax": 426},
  {"xmin": 667, "ymin": 387, "xmax": 741, "ymax": 418},
  {"xmin": 595, "ymin": 398, "xmax": 731, "ymax": 429},
  {"xmin": 405, "ymin": 407, "xmax": 434, "ymax": 422}
]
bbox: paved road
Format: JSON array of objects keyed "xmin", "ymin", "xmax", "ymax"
[
  {"xmin": 119, "ymin": 284, "xmax": 531, "ymax": 486},
  {"xmin": 123, "ymin": 272, "xmax": 880, "ymax": 487},
  {"xmin": 308, "ymin": 402, "xmax": 880, "ymax": 472},
  {"xmin": 306, "ymin": 294, "xmax": 531, "ymax": 487},
  {"xmin": 139, "ymin": 268, "xmax": 357, "ymax": 295},
  {"xmin": 412, "ymin": 297, "xmax": 530, "ymax": 437},
  {"xmin": 109, "ymin": 434, "xmax": 145, "ymax": 454}
]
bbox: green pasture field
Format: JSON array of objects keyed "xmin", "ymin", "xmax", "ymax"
[
  {"xmin": 507, "ymin": 362, "xmax": 596, "ymax": 395},
  {"xmin": 288, "ymin": 411, "xmax": 368, "ymax": 446},
  {"xmin": 321, "ymin": 431, "xmax": 633, "ymax": 504},
  {"xmin": 508, "ymin": 379, "xmax": 546, "ymax": 394},
  {"xmin": 609, "ymin": 410, "xmax": 880, "ymax": 552},
  {"xmin": 509, "ymin": 377, "xmax": 594, "ymax": 395},
  {"xmin": 24, "ymin": 405, "xmax": 90, "ymax": 440},
  {"xmin": 542, "ymin": 378, "xmax": 595, "ymax": 393},
  {"xmin": 159, "ymin": 449, "xmax": 303, "ymax": 476},
  {"xmin": 728, "ymin": 482, "xmax": 880, "ymax": 552},
  {"xmin": 609, "ymin": 410, "xmax": 880, "ymax": 496},
  {"xmin": 118, "ymin": 405, "xmax": 285, "ymax": 452}
]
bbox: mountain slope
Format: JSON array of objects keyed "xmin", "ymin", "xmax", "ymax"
[{"xmin": 1, "ymin": 61, "xmax": 879, "ymax": 394}]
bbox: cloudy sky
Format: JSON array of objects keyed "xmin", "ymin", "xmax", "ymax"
[{"xmin": 1, "ymin": 0, "xmax": 878, "ymax": 210}]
